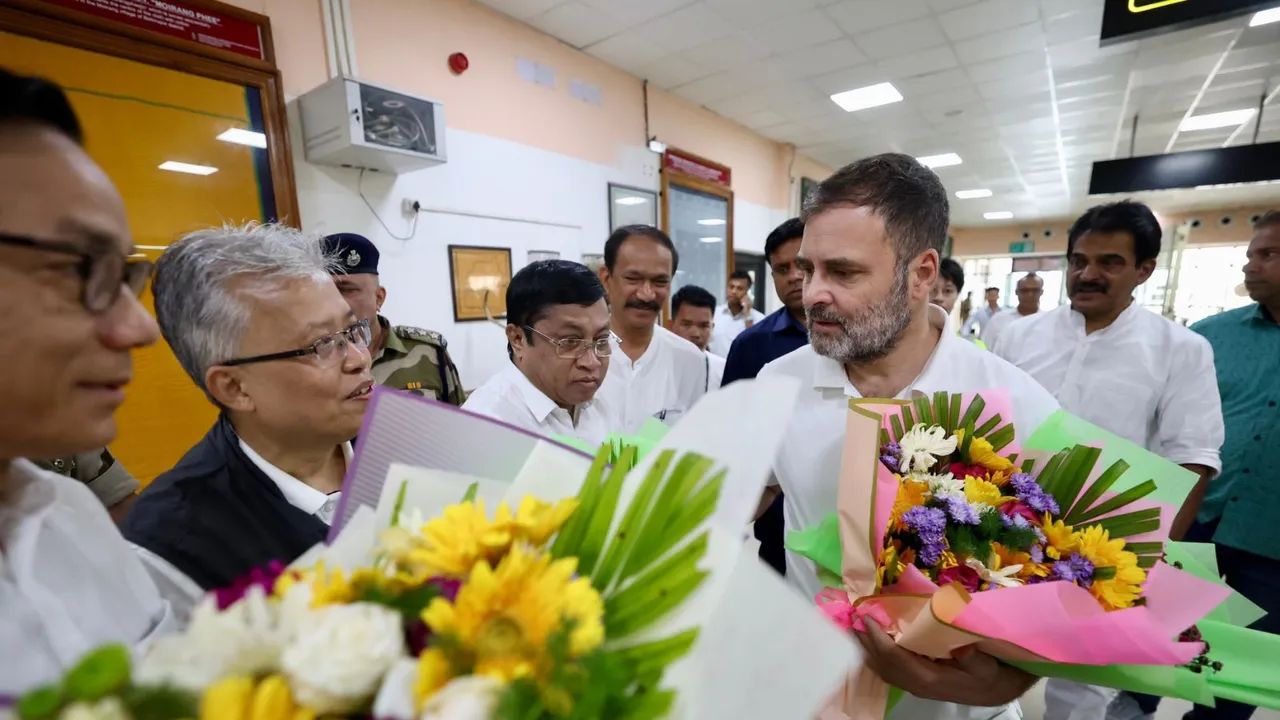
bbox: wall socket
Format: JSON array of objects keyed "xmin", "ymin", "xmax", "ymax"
[{"xmin": 401, "ymin": 198, "xmax": 421, "ymax": 216}]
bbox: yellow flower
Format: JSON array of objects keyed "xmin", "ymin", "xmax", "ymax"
[
  {"xmin": 405, "ymin": 498, "xmax": 579, "ymax": 579},
  {"xmin": 420, "ymin": 545, "xmax": 604, "ymax": 698},
  {"xmin": 416, "ymin": 648, "xmax": 455, "ymax": 709},
  {"xmin": 201, "ymin": 675, "xmax": 306, "ymax": 720},
  {"xmin": 955, "ymin": 429, "xmax": 1014, "ymax": 473},
  {"xmin": 993, "ymin": 542, "xmax": 1048, "ymax": 580},
  {"xmin": 890, "ymin": 477, "xmax": 930, "ymax": 530},
  {"xmin": 963, "ymin": 476, "xmax": 1007, "ymax": 507},
  {"xmin": 879, "ymin": 543, "xmax": 905, "ymax": 586},
  {"xmin": 513, "ymin": 496, "xmax": 579, "ymax": 546},
  {"xmin": 1074, "ymin": 525, "xmax": 1147, "ymax": 610},
  {"xmin": 1040, "ymin": 514, "xmax": 1078, "ymax": 561},
  {"xmin": 939, "ymin": 550, "xmax": 959, "ymax": 570}
]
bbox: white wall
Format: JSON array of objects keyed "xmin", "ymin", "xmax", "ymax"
[{"xmin": 291, "ymin": 111, "xmax": 788, "ymax": 389}]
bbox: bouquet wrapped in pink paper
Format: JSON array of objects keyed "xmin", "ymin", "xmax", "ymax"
[{"xmin": 788, "ymin": 390, "xmax": 1280, "ymax": 719}]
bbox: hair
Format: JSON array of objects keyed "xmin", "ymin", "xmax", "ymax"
[
  {"xmin": 985, "ymin": 286, "xmax": 1000, "ymax": 294},
  {"xmin": 506, "ymin": 259, "xmax": 605, "ymax": 359},
  {"xmin": 1067, "ymin": 201, "xmax": 1162, "ymax": 265},
  {"xmin": 729, "ymin": 269, "xmax": 753, "ymax": 288},
  {"xmin": 764, "ymin": 217, "xmax": 804, "ymax": 266},
  {"xmin": 153, "ymin": 222, "xmax": 336, "ymax": 393},
  {"xmin": 671, "ymin": 284, "xmax": 717, "ymax": 318},
  {"xmin": 603, "ymin": 224, "xmax": 679, "ymax": 274},
  {"xmin": 0, "ymin": 68, "xmax": 83, "ymax": 144},
  {"xmin": 1255, "ymin": 210, "xmax": 1280, "ymax": 231},
  {"xmin": 938, "ymin": 258, "xmax": 965, "ymax": 293},
  {"xmin": 802, "ymin": 153, "xmax": 949, "ymax": 265},
  {"xmin": 1018, "ymin": 272, "xmax": 1043, "ymax": 287}
]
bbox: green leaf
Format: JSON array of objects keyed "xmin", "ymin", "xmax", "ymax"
[
  {"xmin": 17, "ymin": 685, "xmax": 64, "ymax": 720},
  {"xmin": 552, "ymin": 446, "xmax": 614, "ymax": 559},
  {"xmin": 1123, "ymin": 542, "xmax": 1165, "ymax": 555},
  {"xmin": 947, "ymin": 393, "xmax": 962, "ymax": 434},
  {"xmin": 1037, "ymin": 451, "xmax": 1069, "ymax": 499},
  {"xmin": 1053, "ymin": 445, "xmax": 1104, "ymax": 515},
  {"xmin": 933, "ymin": 391, "xmax": 950, "ymax": 433},
  {"xmin": 1093, "ymin": 511, "xmax": 1162, "ymax": 539},
  {"xmin": 1063, "ymin": 458, "xmax": 1130, "ymax": 522},
  {"xmin": 460, "ymin": 480, "xmax": 479, "ymax": 504},
  {"xmin": 1022, "ymin": 457, "xmax": 1038, "ymax": 474},
  {"xmin": 1068, "ymin": 480, "xmax": 1158, "ymax": 526},
  {"xmin": 593, "ymin": 450, "xmax": 677, "ymax": 590},
  {"xmin": 1094, "ymin": 566, "xmax": 1117, "ymax": 581},
  {"xmin": 606, "ymin": 533, "xmax": 709, "ymax": 631},
  {"xmin": 617, "ymin": 689, "xmax": 677, "ymax": 720},
  {"xmin": 65, "ymin": 644, "xmax": 131, "ymax": 702},
  {"xmin": 392, "ymin": 479, "xmax": 410, "ymax": 527},
  {"xmin": 890, "ymin": 414, "xmax": 905, "ymax": 443},
  {"xmin": 606, "ymin": 567, "xmax": 709, "ymax": 638},
  {"xmin": 900, "ymin": 405, "xmax": 917, "ymax": 434},
  {"xmin": 120, "ymin": 684, "xmax": 201, "ymax": 720},
  {"xmin": 914, "ymin": 396, "xmax": 933, "ymax": 428},
  {"xmin": 974, "ymin": 413, "xmax": 1004, "ymax": 439},
  {"xmin": 956, "ymin": 393, "xmax": 987, "ymax": 433},
  {"xmin": 987, "ymin": 423, "xmax": 1015, "ymax": 451},
  {"xmin": 612, "ymin": 629, "xmax": 700, "ymax": 677},
  {"xmin": 1137, "ymin": 555, "xmax": 1160, "ymax": 569},
  {"xmin": 626, "ymin": 470, "xmax": 722, "ymax": 577}
]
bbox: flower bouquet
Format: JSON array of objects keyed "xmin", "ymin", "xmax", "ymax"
[
  {"xmin": 787, "ymin": 390, "xmax": 1280, "ymax": 719},
  {"xmin": 552, "ymin": 418, "xmax": 670, "ymax": 468},
  {"xmin": 14, "ymin": 379, "xmax": 858, "ymax": 720}
]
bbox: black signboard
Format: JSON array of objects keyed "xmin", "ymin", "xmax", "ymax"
[{"xmin": 1100, "ymin": 0, "xmax": 1275, "ymax": 45}]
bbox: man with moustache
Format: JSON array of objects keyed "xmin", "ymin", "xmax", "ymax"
[
  {"xmin": 758, "ymin": 153, "xmax": 1057, "ymax": 718},
  {"xmin": 0, "ymin": 68, "xmax": 186, "ymax": 689},
  {"xmin": 995, "ymin": 201, "xmax": 1223, "ymax": 720},
  {"xmin": 721, "ymin": 217, "xmax": 808, "ymax": 576},
  {"xmin": 123, "ymin": 223, "xmax": 376, "ymax": 589},
  {"xmin": 322, "ymin": 232, "xmax": 464, "ymax": 403},
  {"xmin": 595, "ymin": 225, "xmax": 708, "ymax": 432},
  {"xmin": 463, "ymin": 260, "xmax": 619, "ymax": 443}
]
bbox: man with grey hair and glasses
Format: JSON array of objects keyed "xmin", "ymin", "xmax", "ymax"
[{"xmin": 122, "ymin": 222, "xmax": 375, "ymax": 590}]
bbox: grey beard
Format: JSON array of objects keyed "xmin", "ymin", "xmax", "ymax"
[{"xmin": 807, "ymin": 268, "xmax": 913, "ymax": 365}]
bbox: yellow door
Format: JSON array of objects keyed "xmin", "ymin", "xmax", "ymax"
[{"xmin": 1, "ymin": 31, "xmax": 276, "ymax": 484}]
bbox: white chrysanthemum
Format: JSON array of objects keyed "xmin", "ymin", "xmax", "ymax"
[
  {"xmin": 58, "ymin": 698, "xmax": 130, "ymax": 720},
  {"xmin": 897, "ymin": 425, "xmax": 958, "ymax": 475},
  {"xmin": 135, "ymin": 587, "xmax": 283, "ymax": 690},
  {"xmin": 281, "ymin": 602, "xmax": 407, "ymax": 714},
  {"xmin": 915, "ymin": 472, "xmax": 963, "ymax": 498},
  {"xmin": 420, "ymin": 676, "xmax": 505, "ymax": 720},
  {"xmin": 371, "ymin": 657, "xmax": 420, "ymax": 720}
]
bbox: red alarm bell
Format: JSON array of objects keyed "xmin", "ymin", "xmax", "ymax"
[{"xmin": 448, "ymin": 52, "xmax": 469, "ymax": 75}]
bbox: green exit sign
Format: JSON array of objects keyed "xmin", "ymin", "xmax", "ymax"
[{"xmin": 1009, "ymin": 241, "xmax": 1036, "ymax": 254}]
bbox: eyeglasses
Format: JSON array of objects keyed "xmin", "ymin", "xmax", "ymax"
[
  {"xmin": 0, "ymin": 233, "xmax": 154, "ymax": 314},
  {"xmin": 223, "ymin": 319, "xmax": 372, "ymax": 367},
  {"xmin": 524, "ymin": 326, "xmax": 617, "ymax": 359}
]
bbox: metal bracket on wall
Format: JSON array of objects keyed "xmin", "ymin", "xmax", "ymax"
[{"xmin": 321, "ymin": 0, "xmax": 359, "ymax": 79}]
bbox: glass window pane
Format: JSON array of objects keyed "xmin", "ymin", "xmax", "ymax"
[
  {"xmin": 609, "ymin": 185, "xmax": 657, "ymax": 230},
  {"xmin": 667, "ymin": 184, "xmax": 729, "ymax": 303}
]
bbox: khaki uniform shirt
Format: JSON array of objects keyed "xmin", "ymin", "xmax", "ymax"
[
  {"xmin": 371, "ymin": 315, "xmax": 465, "ymax": 406},
  {"xmin": 31, "ymin": 448, "xmax": 139, "ymax": 508}
]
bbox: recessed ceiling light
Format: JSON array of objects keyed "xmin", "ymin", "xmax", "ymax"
[
  {"xmin": 955, "ymin": 189, "xmax": 993, "ymax": 199},
  {"xmin": 984, "ymin": 211, "xmax": 1013, "ymax": 220},
  {"xmin": 216, "ymin": 128, "xmax": 267, "ymax": 148},
  {"xmin": 699, "ymin": 236, "xmax": 723, "ymax": 243},
  {"xmin": 917, "ymin": 153, "xmax": 962, "ymax": 169},
  {"xmin": 614, "ymin": 196, "xmax": 648, "ymax": 206},
  {"xmin": 1178, "ymin": 109, "xmax": 1256, "ymax": 132},
  {"xmin": 159, "ymin": 161, "xmax": 218, "ymax": 176},
  {"xmin": 1250, "ymin": 7, "xmax": 1280, "ymax": 26},
  {"xmin": 697, "ymin": 219, "xmax": 727, "ymax": 226},
  {"xmin": 830, "ymin": 82, "xmax": 903, "ymax": 113}
]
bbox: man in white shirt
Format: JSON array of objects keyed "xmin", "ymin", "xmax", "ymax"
[
  {"xmin": 668, "ymin": 284, "xmax": 726, "ymax": 390},
  {"xmin": 0, "ymin": 69, "xmax": 185, "ymax": 691},
  {"xmin": 994, "ymin": 201, "xmax": 1224, "ymax": 720},
  {"xmin": 960, "ymin": 286, "xmax": 1001, "ymax": 337},
  {"xmin": 759, "ymin": 153, "xmax": 1057, "ymax": 718},
  {"xmin": 123, "ymin": 223, "xmax": 374, "ymax": 589},
  {"xmin": 463, "ymin": 260, "xmax": 619, "ymax": 444},
  {"xmin": 709, "ymin": 270, "xmax": 765, "ymax": 356},
  {"xmin": 981, "ymin": 272, "xmax": 1043, "ymax": 348},
  {"xmin": 595, "ymin": 225, "xmax": 708, "ymax": 432}
]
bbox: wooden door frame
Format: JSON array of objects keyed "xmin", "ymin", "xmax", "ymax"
[
  {"xmin": 659, "ymin": 147, "xmax": 734, "ymax": 322},
  {"xmin": 0, "ymin": 0, "xmax": 300, "ymax": 226}
]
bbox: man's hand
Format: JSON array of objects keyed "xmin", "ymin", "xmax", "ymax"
[
  {"xmin": 742, "ymin": 294, "xmax": 754, "ymax": 327},
  {"xmin": 856, "ymin": 618, "xmax": 1036, "ymax": 707}
]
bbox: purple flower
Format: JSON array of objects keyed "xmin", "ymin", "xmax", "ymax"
[
  {"xmin": 1029, "ymin": 544, "xmax": 1045, "ymax": 564},
  {"xmin": 1008, "ymin": 473, "xmax": 1061, "ymax": 515},
  {"xmin": 429, "ymin": 576, "xmax": 462, "ymax": 603},
  {"xmin": 213, "ymin": 561, "xmax": 288, "ymax": 610},
  {"xmin": 902, "ymin": 506, "xmax": 947, "ymax": 540},
  {"xmin": 1051, "ymin": 553, "xmax": 1095, "ymax": 587},
  {"xmin": 919, "ymin": 539, "xmax": 946, "ymax": 567},
  {"xmin": 880, "ymin": 441, "xmax": 902, "ymax": 474},
  {"xmin": 940, "ymin": 495, "xmax": 981, "ymax": 525}
]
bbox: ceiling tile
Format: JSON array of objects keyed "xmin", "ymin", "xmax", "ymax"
[
  {"xmin": 825, "ymin": 0, "xmax": 931, "ymax": 35},
  {"xmin": 808, "ymin": 63, "xmax": 888, "ymax": 96},
  {"xmin": 927, "ymin": 0, "xmax": 980, "ymax": 11},
  {"xmin": 939, "ymin": 0, "xmax": 1041, "ymax": 42},
  {"xmin": 585, "ymin": 31, "xmax": 669, "ymax": 70},
  {"xmin": 476, "ymin": 0, "xmax": 566, "ymax": 21},
  {"xmin": 670, "ymin": 70, "xmax": 754, "ymax": 105},
  {"xmin": 853, "ymin": 17, "xmax": 949, "ymax": 60},
  {"xmin": 705, "ymin": 91, "xmax": 776, "ymax": 119},
  {"xmin": 878, "ymin": 45, "xmax": 960, "ymax": 80},
  {"xmin": 954, "ymin": 22, "xmax": 1046, "ymax": 65},
  {"xmin": 527, "ymin": 2, "xmax": 626, "ymax": 48},
  {"xmin": 772, "ymin": 38, "xmax": 868, "ymax": 78},
  {"xmin": 739, "ymin": 109, "xmax": 790, "ymax": 130},
  {"xmin": 747, "ymin": 8, "xmax": 846, "ymax": 54},
  {"xmin": 632, "ymin": 2, "xmax": 736, "ymax": 52},
  {"xmin": 896, "ymin": 67, "xmax": 974, "ymax": 96},
  {"xmin": 966, "ymin": 51, "xmax": 1045, "ymax": 84},
  {"xmin": 1043, "ymin": 5, "xmax": 1104, "ymax": 46},
  {"xmin": 705, "ymin": 0, "xmax": 820, "ymax": 27},
  {"xmin": 679, "ymin": 32, "xmax": 772, "ymax": 72},
  {"xmin": 633, "ymin": 55, "xmax": 715, "ymax": 88},
  {"xmin": 580, "ymin": 0, "xmax": 698, "ymax": 24}
]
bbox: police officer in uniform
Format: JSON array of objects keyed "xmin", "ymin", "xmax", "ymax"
[
  {"xmin": 33, "ymin": 448, "xmax": 139, "ymax": 523},
  {"xmin": 321, "ymin": 233, "xmax": 465, "ymax": 405}
]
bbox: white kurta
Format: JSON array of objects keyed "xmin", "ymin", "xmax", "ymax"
[
  {"xmin": 596, "ymin": 325, "xmax": 709, "ymax": 433},
  {"xmin": 462, "ymin": 361, "xmax": 621, "ymax": 445},
  {"xmin": 710, "ymin": 304, "xmax": 766, "ymax": 356}
]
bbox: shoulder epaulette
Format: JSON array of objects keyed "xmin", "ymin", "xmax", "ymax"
[{"xmin": 394, "ymin": 325, "xmax": 447, "ymax": 348}]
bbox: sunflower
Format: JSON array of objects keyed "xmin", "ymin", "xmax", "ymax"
[
  {"xmin": 963, "ymin": 476, "xmax": 1008, "ymax": 508},
  {"xmin": 402, "ymin": 498, "xmax": 578, "ymax": 578},
  {"xmin": 890, "ymin": 477, "xmax": 930, "ymax": 531},
  {"xmin": 419, "ymin": 545, "xmax": 604, "ymax": 699},
  {"xmin": 1040, "ymin": 514, "xmax": 1078, "ymax": 561},
  {"xmin": 954, "ymin": 429, "xmax": 1014, "ymax": 474},
  {"xmin": 1074, "ymin": 525, "xmax": 1147, "ymax": 610}
]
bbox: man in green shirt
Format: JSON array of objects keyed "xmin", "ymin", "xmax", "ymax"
[{"xmin": 322, "ymin": 233, "xmax": 465, "ymax": 405}]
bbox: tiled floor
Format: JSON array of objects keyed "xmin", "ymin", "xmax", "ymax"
[{"xmin": 1018, "ymin": 681, "xmax": 1280, "ymax": 720}]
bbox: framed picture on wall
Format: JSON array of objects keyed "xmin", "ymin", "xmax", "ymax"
[
  {"xmin": 609, "ymin": 183, "xmax": 658, "ymax": 231},
  {"xmin": 800, "ymin": 176, "xmax": 820, "ymax": 210},
  {"xmin": 448, "ymin": 245, "xmax": 512, "ymax": 322}
]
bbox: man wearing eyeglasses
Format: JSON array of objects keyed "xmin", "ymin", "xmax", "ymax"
[
  {"xmin": 121, "ymin": 223, "xmax": 375, "ymax": 590},
  {"xmin": 0, "ymin": 68, "xmax": 189, "ymax": 691},
  {"xmin": 462, "ymin": 259, "xmax": 619, "ymax": 443}
]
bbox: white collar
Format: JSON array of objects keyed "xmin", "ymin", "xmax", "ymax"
[
  {"xmin": 1063, "ymin": 297, "xmax": 1142, "ymax": 336},
  {"xmin": 717, "ymin": 303, "xmax": 750, "ymax": 320},
  {"xmin": 505, "ymin": 362, "xmax": 592, "ymax": 424},
  {"xmin": 237, "ymin": 439, "xmax": 351, "ymax": 516},
  {"xmin": 812, "ymin": 303, "xmax": 952, "ymax": 394}
]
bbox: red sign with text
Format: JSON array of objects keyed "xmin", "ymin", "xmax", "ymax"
[
  {"xmin": 664, "ymin": 149, "xmax": 731, "ymax": 186},
  {"xmin": 42, "ymin": 0, "xmax": 265, "ymax": 60}
]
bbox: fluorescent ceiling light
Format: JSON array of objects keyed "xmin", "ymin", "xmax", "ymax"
[
  {"xmin": 216, "ymin": 128, "xmax": 267, "ymax": 148},
  {"xmin": 648, "ymin": 139, "xmax": 667, "ymax": 153},
  {"xmin": 699, "ymin": 236, "xmax": 723, "ymax": 243},
  {"xmin": 1178, "ymin": 109, "xmax": 1256, "ymax": 132},
  {"xmin": 984, "ymin": 211, "xmax": 1013, "ymax": 220},
  {"xmin": 917, "ymin": 153, "xmax": 962, "ymax": 169},
  {"xmin": 955, "ymin": 189, "xmax": 992, "ymax": 199},
  {"xmin": 614, "ymin": 196, "xmax": 648, "ymax": 206},
  {"xmin": 158, "ymin": 161, "xmax": 218, "ymax": 176},
  {"xmin": 1250, "ymin": 7, "xmax": 1280, "ymax": 26},
  {"xmin": 830, "ymin": 82, "xmax": 903, "ymax": 112},
  {"xmin": 697, "ymin": 218, "xmax": 727, "ymax": 226}
]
